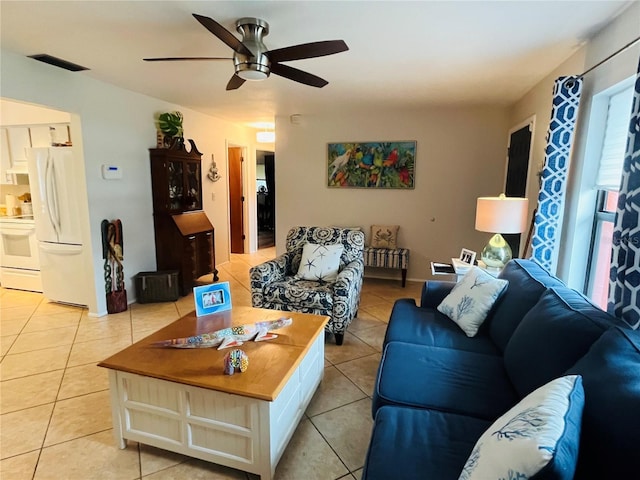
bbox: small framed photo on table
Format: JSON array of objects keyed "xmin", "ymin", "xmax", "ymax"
[
  {"xmin": 194, "ymin": 281, "xmax": 232, "ymax": 316},
  {"xmin": 459, "ymin": 248, "xmax": 477, "ymax": 265}
]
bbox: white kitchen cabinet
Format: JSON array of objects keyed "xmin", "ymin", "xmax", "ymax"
[
  {"xmin": 0, "ymin": 128, "xmax": 13, "ymax": 184},
  {"xmin": 6, "ymin": 127, "xmax": 31, "ymax": 165},
  {"xmin": 29, "ymin": 124, "xmax": 71, "ymax": 147},
  {"xmin": 50, "ymin": 124, "xmax": 71, "ymax": 145},
  {"xmin": 29, "ymin": 125, "xmax": 52, "ymax": 147}
]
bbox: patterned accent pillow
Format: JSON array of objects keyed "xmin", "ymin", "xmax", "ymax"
[
  {"xmin": 296, "ymin": 242, "xmax": 344, "ymax": 282},
  {"xmin": 437, "ymin": 267, "xmax": 508, "ymax": 337},
  {"xmin": 370, "ymin": 225, "xmax": 399, "ymax": 248},
  {"xmin": 459, "ymin": 375, "xmax": 584, "ymax": 480}
]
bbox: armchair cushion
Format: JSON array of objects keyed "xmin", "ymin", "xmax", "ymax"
[
  {"xmin": 264, "ymin": 277, "xmax": 335, "ymax": 311},
  {"xmin": 297, "ymin": 242, "xmax": 343, "ymax": 281}
]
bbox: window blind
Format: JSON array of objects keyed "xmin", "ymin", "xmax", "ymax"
[{"xmin": 595, "ymin": 86, "xmax": 634, "ymax": 190}]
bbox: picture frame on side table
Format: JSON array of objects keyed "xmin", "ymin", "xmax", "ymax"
[
  {"xmin": 194, "ymin": 281, "xmax": 232, "ymax": 316},
  {"xmin": 459, "ymin": 248, "xmax": 477, "ymax": 265}
]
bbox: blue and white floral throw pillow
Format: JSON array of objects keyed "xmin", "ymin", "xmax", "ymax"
[
  {"xmin": 437, "ymin": 267, "xmax": 507, "ymax": 337},
  {"xmin": 459, "ymin": 375, "xmax": 584, "ymax": 480},
  {"xmin": 296, "ymin": 243, "xmax": 344, "ymax": 282}
]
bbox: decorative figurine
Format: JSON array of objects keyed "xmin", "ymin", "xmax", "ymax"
[
  {"xmin": 153, "ymin": 317, "xmax": 293, "ymax": 350},
  {"xmin": 224, "ymin": 349, "xmax": 249, "ymax": 375}
]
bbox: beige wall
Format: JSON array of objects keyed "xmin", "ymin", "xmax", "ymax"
[{"xmin": 275, "ymin": 107, "xmax": 510, "ymax": 281}]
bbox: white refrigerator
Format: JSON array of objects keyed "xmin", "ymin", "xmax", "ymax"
[{"xmin": 27, "ymin": 147, "xmax": 87, "ymax": 306}]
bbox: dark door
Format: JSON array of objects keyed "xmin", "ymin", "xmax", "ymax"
[
  {"xmin": 504, "ymin": 124, "xmax": 532, "ymax": 258},
  {"xmin": 228, "ymin": 147, "xmax": 244, "ymax": 254},
  {"xmin": 264, "ymin": 154, "xmax": 275, "ymax": 231}
]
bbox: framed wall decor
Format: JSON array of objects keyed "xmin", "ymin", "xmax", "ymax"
[
  {"xmin": 327, "ymin": 141, "xmax": 416, "ymax": 189},
  {"xmin": 194, "ymin": 281, "xmax": 232, "ymax": 316}
]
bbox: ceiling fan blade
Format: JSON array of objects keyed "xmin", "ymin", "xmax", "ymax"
[
  {"xmin": 265, "ymin": 40, "xmax": 348, "ymax": 63},
  {"xmin": 226, "ymin": 74, "xmax": 246, "ymax": 91},
  {"xmin": 270, "ymin": 63, "xmax": 328, "ymax": 88},
  {"xmin": 192, "ymin": 13, "xmax": 253, "ymax": 57},
  {"xmin": 143, "ymin": 57, "xmax": 231, "ymax": 62}
]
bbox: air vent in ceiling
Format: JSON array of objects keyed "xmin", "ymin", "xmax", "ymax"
[{"xmin": 28, "ymin": 54, "xmax": 89, "ymax": 72}]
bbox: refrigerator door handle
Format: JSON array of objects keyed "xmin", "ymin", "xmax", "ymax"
[{"xmin": 45, "ymin": 156, "xmax": 61, "ymax": 238}]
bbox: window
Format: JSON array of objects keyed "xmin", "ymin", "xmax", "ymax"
[{"xmin": 586, "ymin": 85, "xmax": 633, "ymax": 309}]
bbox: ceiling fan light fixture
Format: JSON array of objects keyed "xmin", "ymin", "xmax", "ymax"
[{"xmin": 237, "ymin": 68, "xmax": 269, "ymax": 81}]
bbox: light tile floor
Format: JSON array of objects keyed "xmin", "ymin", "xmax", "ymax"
[{"xmin": 0, "ymin": 248, "xmax": 423, "ymax": 480}]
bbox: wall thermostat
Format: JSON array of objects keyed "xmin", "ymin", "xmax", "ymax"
[{"xmin": 101, "ymin": 165, "xmax": 122, "ymax": 180}]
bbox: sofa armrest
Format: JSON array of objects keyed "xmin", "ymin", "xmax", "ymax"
[
  {"xmin": 249, "ymin": 253, "xmax": 293, "ymax": 307},
  {"xmin": 420, "ymin": 280, "xmax": 457, "ymax": 308}
]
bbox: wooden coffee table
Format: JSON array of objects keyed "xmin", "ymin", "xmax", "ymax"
[{"xmin": 98, "ymin": 306, "xmax": 328, "ymax": 480}]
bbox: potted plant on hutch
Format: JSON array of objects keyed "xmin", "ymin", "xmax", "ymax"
[{"xmin": 156, "ymin": 111, "xmax": 184, "ymax": 148}]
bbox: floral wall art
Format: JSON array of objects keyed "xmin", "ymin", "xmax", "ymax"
[{"xmin": 327, "ymin": 141, "xmax": 416, "ymax": 188}]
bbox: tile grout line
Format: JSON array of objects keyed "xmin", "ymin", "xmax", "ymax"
[
  {"xmin": 34, "ymin": 306, "xmax": 85, "ymax": 477},
  {"xmin": 0, "ymin": 295, "xmax": 45, "ymax": 361}
]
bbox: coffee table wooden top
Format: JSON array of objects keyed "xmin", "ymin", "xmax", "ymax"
[{"xmin": 98, "ymin": 306, "xmax": 328, "ymax": 401}]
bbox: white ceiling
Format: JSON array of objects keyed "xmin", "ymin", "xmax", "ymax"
[{"xmin": 0, "ymin": 1, "xmax": 633, "ymax": 127}]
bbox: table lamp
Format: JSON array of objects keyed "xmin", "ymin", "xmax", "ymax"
[{"xmin": 475, "ymin": 194, "xmax": 529, "ymax": 269}]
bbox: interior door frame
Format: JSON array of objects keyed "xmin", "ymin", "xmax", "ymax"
[
  {"xmin": 503, "ymin": 115, "xmax": 536, "ymax": 258},
  {"xmin": 225, "ymin": 141, "xmax": 251, "ymax": 256},
  {"xmin": 504, "ymin": 115, "xmax": 536, "ymax": 201}
]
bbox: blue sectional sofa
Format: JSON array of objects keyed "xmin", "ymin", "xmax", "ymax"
[{"xmin": 362, "ymin": 259, "xmax": 640, "ymax": 479}]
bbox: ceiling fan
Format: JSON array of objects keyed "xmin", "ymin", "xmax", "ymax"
[{"xmin": 144, "ymin": 13, "xmax": 349, "ymax": 91}]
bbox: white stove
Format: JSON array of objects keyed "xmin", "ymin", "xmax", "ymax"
[{"xmin": 0, "ymin": 216, "xmax": 42, "ymax": 292}]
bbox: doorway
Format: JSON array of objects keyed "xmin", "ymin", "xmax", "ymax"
[
  {"xmin": 504, "ymin": 119, "xmax": 533, "ymax": 257},
  {"xmin": 228, "ymin": 146, "xmax": 245, "ymax": 254},
  {"xmin": 256, "ymin": 150, "xmax": 275, "ymax": 249}
]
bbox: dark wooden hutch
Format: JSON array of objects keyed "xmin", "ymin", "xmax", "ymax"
[{"xmin": 150, "ymin": 139, "xmax": 218, "ymax": 295}]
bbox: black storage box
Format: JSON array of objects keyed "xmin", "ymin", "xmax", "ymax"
[{"xmin": 135, "ymin": 270, "xmax": 180, "ymax": 303}]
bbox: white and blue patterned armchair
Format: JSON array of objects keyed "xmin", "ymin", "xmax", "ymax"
[{"xmin": 250, "ymin": 226, "xmax": 365, "ymax": 345}]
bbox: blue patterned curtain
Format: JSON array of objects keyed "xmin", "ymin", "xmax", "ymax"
[
  {"xmin": 609, "ymin": 57, "xmax": 640, "ymax": 329},
  {"xmin": 531, "ymin": 76, "xmax": 583, "ymax": 273}
]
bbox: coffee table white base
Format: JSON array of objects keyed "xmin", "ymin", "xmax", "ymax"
[{"xmin": 106, "ymin": 333, "xmax": 324, "ymax": 480}]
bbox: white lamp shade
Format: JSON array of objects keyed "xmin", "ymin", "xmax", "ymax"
[{"xmin": 475, "ymin": 196, "xmax": 529, "ymax": 234}]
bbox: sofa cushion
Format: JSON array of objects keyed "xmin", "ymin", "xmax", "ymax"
[
  {"xmin": 460, "ymin": 375, "xmax": 584, "ymax": 480},
  {"xmin": 437, "ymin": 267, "xmax": 508, "ymax": 337},
  {"xmin": 373, "ymin": 341, "xmax": 518, "ymax": 420},
  {"xmin": 504, "ymin": 287, "xmax": 621, "ymax": 397},
  {"xmin": 489, "ymin": 259, "xmax": 566, "ymax": 352},
  {"xmin": 384, "ymin": 298, "xmax": 500, "ymax": 355},
  {"xmin": 566, "ymin": 326, "xmax": 640, "ymax": 478},
  {"xmin": 362, "ymin": 406, "xmax": 491, "ymax": 480}
]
